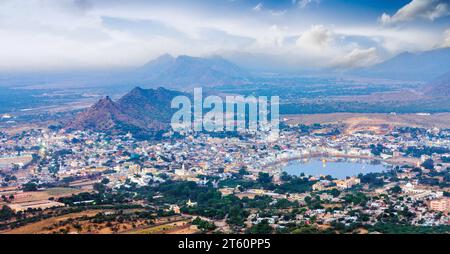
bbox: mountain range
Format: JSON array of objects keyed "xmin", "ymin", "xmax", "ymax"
[
  {"xmin": 134, "ymin": 54, "xmax": 250, "ymax": 88},
  {"xmin": 63, "ymin": 50, "xmax": 450, "ymax": 137},
  {"xmin": 0, "ymin": 54, "xmax": 250, "ymax": 90},
  {"xmin": 355, "ymin": 47, "xmax": 450, "ymax": 82},
  {"xmin": 65, "ymin": 87, "xmax": 187, "ymax": 137},
  {"xmin": 2, "ymin": 47, "xmax": 450, "ymax": 89}
]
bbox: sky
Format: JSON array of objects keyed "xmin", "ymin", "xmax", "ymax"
[{"xmin": 0, "ymin": 0, "xmax": 449, "ymax": 71}]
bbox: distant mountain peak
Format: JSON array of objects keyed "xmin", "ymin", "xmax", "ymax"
[
  {"xmin": 141, "ymin": 54, "xmax": 175, "ymax": 70},
  {"xmin": 159, "ymin": 53, "xmax": 174, "ymax": 59},
  {"xmin": 129, "ymin": 86, "xmax": 144, "ymax": 94},
  {"xmin": 91, "ymin": 96, "xmax": 117, "ymax": 110},
  {"xmin": 155, "ymin": 53, "xmax": 175, "ymax": 63},
  {"xmin": 176, "ymin": 54, "xmax": 195, "ymax": 59},
  {"xmin": 136, "ymin": 54, "xmax": 249, "ymax": 88}
]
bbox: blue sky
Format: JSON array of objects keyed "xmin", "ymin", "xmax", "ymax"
[{"xmin": 0, "ymin": 0, "xmax": 449, "ymax": 71}]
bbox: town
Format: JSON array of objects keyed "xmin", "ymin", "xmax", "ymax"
[{"xmin": 0, "ymin": 118, "xmax": 449, "ymax": 234}]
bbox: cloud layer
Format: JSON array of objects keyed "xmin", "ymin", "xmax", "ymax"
[
  {"xmin": 380, "ymin": 0, "xmax": 450, "ymax": 25},
  {"xmin": 0, "ymin": 0, "xmax": 448, "ymax": 71}
]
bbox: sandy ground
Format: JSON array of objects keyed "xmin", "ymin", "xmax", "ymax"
[
  {"xmin": 10, "ymin": 188, "xmax": 83, "ymax": 203},
  {"xmin": 0, "ymin": 210, "xmax": 105, "ymax": 234},
  {"xmin": 284, "ymin": 113, "xmax": 450, "ymax": 129},
  {"xmin": 122, "ymin": 217, "xmax": 198, "ymax": 234}
]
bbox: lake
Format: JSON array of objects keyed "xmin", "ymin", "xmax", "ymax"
[{"xmin": 282, "ymin": 157, "xmax": 390, "ymax": 179}]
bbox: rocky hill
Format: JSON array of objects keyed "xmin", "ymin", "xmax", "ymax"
[{"xmin": 66, "ymin": 87, "xmax": 187, "ymax": 137}]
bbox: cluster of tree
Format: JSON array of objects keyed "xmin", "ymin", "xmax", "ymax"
[
  {"xmin": 22, "ymin": 182, "xmax": 38, "ymax": 191},
  {"xmin": 368, "ymin": 223, "xmax": 450, "ymax": 234},
  {"xmin": 418, "ymin": 176, "xmax": 449, "ymax": 188},
  {"xmin": 402, "ymin": 146, "xmax": 450, "ymax": 158},
  {"xmin": 389, "ymin": 185, "xmax": 402, "ymax": 194},
  {"xmin": 1, "ymin": 194, "xmax": 14, "ymax": 203},
  {"xmin": 289, "ymin": 223, "xmax": 325, "ymax": 234},
  {"xmin": 58, "ymin": 189, "xmax": 135, "ymax": 206},
  {"xmin": 221, "ymin": 171, "xmax": 315, "ymax": 195},
  {"xmin": 275, "ymin": 175, "xmax": 314, "ymax": 194},
  {"xmin": 0, "ymin": 206, "xmax": 14, "ymax": 222},
  {"xmin": 370, "ymin": 144, "xmax": 387, "ymax": 156},
  {"xmin": 3, "ymin": 175, "xmax": 17, "ymax": 183},
  {"xmin": 111, "ymin": 180, "xmax": 248, "ymax": 227},
  {"xmin": 421, "ymin": 159, "xmax": 434, "ymax": 170},
  {"xmin": 192, "ymin": 217, "xmax": 216, "ymax": 232},
  {"xmin": 442, "ymin": 156, "xmax": 450, "ymax": 163},
  {"xmin": 376, "ymin": 205, "xmax": 415, "ymax": 224},
  {"xmin": 342, "ymin": 192, "xmax": 368, "ymax": 206},
  {"xmin": 246, "ymin": 219, "xmax": 273, "ymax": 234},
  {"xmin": 329, "ymin": 221, "xmax": 363, "ymax": 234},
  {"xmin": 257, "ymin": 172, "xmax": 273, "ymax": 185},
  {"xmin": 181, "ymin": 193, "xmax": 249, "ymax": 227},
  {"xmin": 358, "ymin": 173, "xmax": 385, "ymax": 188},
  {"xmin": 304, "ymin": 196, "xmax": 323, "ymax": 210}
]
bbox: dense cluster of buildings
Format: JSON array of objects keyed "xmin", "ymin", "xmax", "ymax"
[{"xmin": 0, "ymin": 121, "xmax": 449, "ymax": 230}]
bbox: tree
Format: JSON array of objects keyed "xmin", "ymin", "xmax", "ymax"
[
  {"xmin": 359, "ymin": 173, "xmax": 384, "ymax": 188},
  {"xmin": 443, "ymin": 173, "xmax": 450, "ymax": 183},
  {"xmin": 258, "ymin": 172, "xmax": 272, "ymax": 185},
  {"xmin": 226, "ymin": 205, "xmax": 249, "ymax": 227},
  {"xmin": 343, "ymin": 192, "xmax": 368, "ymax": 206},
  {"xmin": 280, "ymin": 171, "xmax": 292, "ymax": 181},
  {"xmin": 370, "ymin": 144, "xmax": 384, "ymax": 156},
  {"xmin": 238, "ymin": 166, "xmax": 249, "ymax": 176},
  {"xmin": 22, "ymin": 182, "xmax": 38, "ymax": 191},
  {"xmin": 421, "ymin": 159, "xmax": 434, "ymax": 170},
  {"xmin": 247, "ymin": 220, "xmax": 273, "ymax": 234},
  {"xmin": 0, "ymin": 205, "xmax": 14, "ymax": 221},
  {"xmin": 304, "ymin": 196, "xmax": 312, "ymax": 203},
  {"xmin": 93, "ymin": 183, "xmax": 107, "ymax": 193},
  {"xmin": 389, "ymin": 185, "xmax": 402, "ymax": 194},
  {"xmin": 291, "ymin": 224, "xmax": 321, "ymax": 234},
  {"xmin": 330, "ymin": 189, "xmax": 341, "ymax": 197},
  {"xmin": 192, "ymin": 217, "xmax": 216, "ymax": 232}
]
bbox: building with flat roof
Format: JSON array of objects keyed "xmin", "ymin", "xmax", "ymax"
[{"xmin": 428, "ymin": 198, "xmax": 450, "ymax": 213}]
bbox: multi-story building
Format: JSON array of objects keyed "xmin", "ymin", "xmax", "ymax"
[{"xmin": 428, "ymin": 198, "xmax": 450, "ymax": 213}]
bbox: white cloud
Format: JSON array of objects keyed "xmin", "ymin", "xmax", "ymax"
[
  {"xmin": 0, "ymin": 0, "xmax": 262, "ymax": 71},
  {"xmin": 336, "ymin": 26, "xmax": 442, "ymax": 54},
  {"xmin": 270, "ymin": 10, "xmax": 287, "ymax": 16},
  {"xmin": 331, "ymin": 47, "xmax": 380, "ymax": 68},
  {"xmin": 295, "ymin": 26, "xmax": 381, "ymax": 68},
  {"xmin": 296, "ymin": 25, "xmax": 335, "ymax": 51},
  {"xmin": 443, "ymin": 29, "xmax": 450, "ymax": 47},
  {"xmin": 253, "ymin": 3, "xmax": 263, "ymax": 12},
  {"xmin": 256, "ymin": 25, "xmax": 286, "ymax": 48},
  {"xmin": 0, "ymin": 0, "xmax": 446, "ymax": 71},
  {"xmin": 380, "ymin": 0, "xmax": 450, "ymax": 25},
  {"xmin": 293, "ymin": 0, "xmax": 320, "ymax": 9}
]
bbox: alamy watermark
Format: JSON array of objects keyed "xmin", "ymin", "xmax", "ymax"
[{"xmin": 170, "ymin": 88, "xmax": 279, "ymax": 136}]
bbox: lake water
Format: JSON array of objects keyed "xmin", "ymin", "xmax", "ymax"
[{"xmin": 282, "ymin": 157, "xmax": 390, "ymax": 179}]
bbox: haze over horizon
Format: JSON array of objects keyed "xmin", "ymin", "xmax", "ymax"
[
  {"xmin": 1, "ymin": 1, "xmax": 450, "ymax": 240},
  {"xmin": 0, "ymin": 0, "xmax": 449, "ymax": 72}
]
